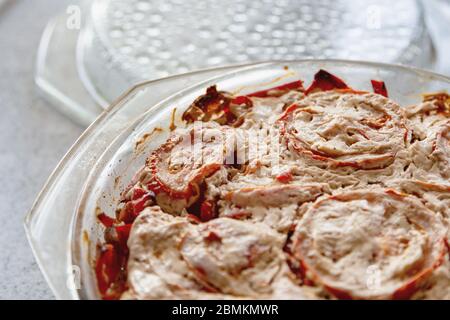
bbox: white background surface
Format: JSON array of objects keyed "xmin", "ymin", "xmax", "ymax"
[
  {"xmin": 0, "ymin": 0, "xmax": 82, "ymax": 299},
  {"xmin": 0, "ymin": 0, "xmax": 448, "ymax": 299}
]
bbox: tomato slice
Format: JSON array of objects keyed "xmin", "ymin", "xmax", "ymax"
[
  {"xmin": 95, "ymin": 244, "xmax": 121, "ymax": 296},
  {"xmin": 199, "ymin": 200, "xmax": 216, "ymax": 222},
  {"xmin": 204, "ymin": 231, "xmax": 222, "ymax": 243},
  {"xmin": 115, "ymin": 224, "xmax": 132, "ymax": 246},
  {"xmin": 146, "ymin": 125, "xmax": 232, "ymax": 214},
  {"xmin": 131, "ymin": 187, "xmax": 146, "ymax": 200},
  {"xmin": 182, "ymin": 85, "xmax": 247, "ymax": 126},
  {"xmin": 278, "ymin": 103, "xmax": 299, "ymax": 121},
  {"xmin": 231, "ymin": 95, "xmax": 253, "ymax": 106},
  {"xmin": 276, "ymin": 171, "xmax": 293, "ymax": 183},
  {"xmin": 371, "ymin": 80, "xmax": 388, "ymax": 97},
  {"xmin": 97, "ymin": 213, "xmax": 115, "ymax": 228},
  {"xmin": 305, "ymin": 69, "xmax": 349, "ymax": 94},
  {"xmin": 117, "ymin": 192, "xmax": 152, "ymax": 224}
]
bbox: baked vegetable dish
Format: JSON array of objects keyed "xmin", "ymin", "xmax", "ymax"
[{"xmin": 95, "ymin": 69, "xmax": 450, "ymax": 300}]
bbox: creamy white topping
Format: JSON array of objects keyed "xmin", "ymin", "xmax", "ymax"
[
  {"xmin": 292, "ymin": 190, "xmax": 447, "ymax": 299},
  {"xmin": 122, "ymin": 89, "xmax": 450, "ymax": 300}
]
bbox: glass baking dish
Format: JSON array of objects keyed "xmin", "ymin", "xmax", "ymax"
[{"xmin": 25, "ymin": 60, "xmax": 450, "ymax": 300}]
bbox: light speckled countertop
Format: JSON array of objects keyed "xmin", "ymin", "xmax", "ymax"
[
  {"xmin": 0, "ymin": 0, "xmax": 448, "ymax": 300},
  {"xmin": 0, "ymin": 0, "xmax": 83, "ymax": 299}
]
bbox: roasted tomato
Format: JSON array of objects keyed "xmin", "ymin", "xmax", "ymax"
[
  {"xmin": 182, "ymin": 81, "xmax": 305, "ymax": 126},
  {"xmin": 182, "ymin": 85, "xmax": 251, "ymax": 126},
  {"xmin": 97, "ymin": 213, "xmax": 115, "ymax": 228},
  {"xmin": 117, "ymin": 186, "xmax": 153, "ymax": 224},
  {"xmin": 95, "ymin": 243, "xmax": 127, "ymax": 300},
  {"xmin": 276, "ymin": 171, "xmax": 293, "ymax": 183},
  {"xmin": 199, "ymin": 200, "xmax": 217, "ymax": 222},
  {"xmin": 305, "ymin": 69, "xmax": 350, "ymax": 95},
  {"xmin": 145, "ymin": 125, "xmax": 236, "ymax": 214},
  {"xmin": 371, "ymin": 80, "xmax": 388, "ymax": 97}
]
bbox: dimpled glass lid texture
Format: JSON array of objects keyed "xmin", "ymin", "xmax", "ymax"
[{"xmin": 79, "ymin": 0, "xmax": 432, "ymax": 102}]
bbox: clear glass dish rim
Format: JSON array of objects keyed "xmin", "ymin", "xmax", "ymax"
[{"xmin": 25, "ymin": 59, "xmax": 450, "ymax": 300}]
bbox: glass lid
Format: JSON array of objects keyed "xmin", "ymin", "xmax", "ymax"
[{"xmin": 79, "ymin": 0, "xmax": 433, "ymax": 103}]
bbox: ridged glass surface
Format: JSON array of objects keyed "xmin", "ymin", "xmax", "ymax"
[{"xmin": 79, "ymin": 0, "xmax": 433, "ymax": 102}]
